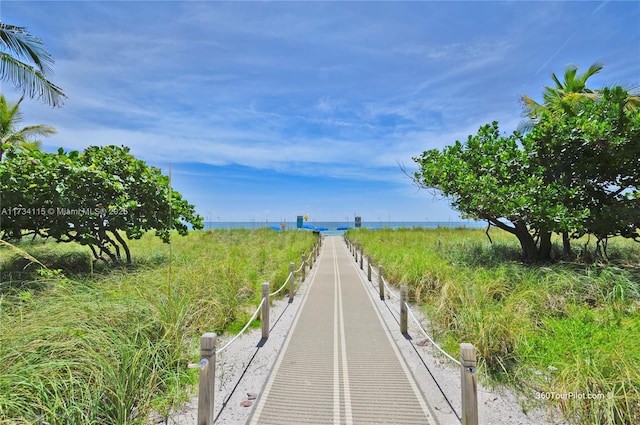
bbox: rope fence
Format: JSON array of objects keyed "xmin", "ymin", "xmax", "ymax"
[
  {"xmin": 214, "ymin": 297, "xmax": 265, "ymax": 356},
  {"xmin": 344, "ymin": 235, "xmax": 478, "ymax": 425},
  {"xmin": 188, "ymin": 236, "xmax": 322, "ymax": 425},
  {"xmin": 269, "ymin": 271, "xmax": 293, "ymax": 297},
  {"xmin": 405, "ymin": 301, "xmax": 461, "ymax": 366}
]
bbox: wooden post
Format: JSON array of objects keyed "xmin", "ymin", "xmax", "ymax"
[
  {"xmin": 359, "ymin": 250, "xmax": 364, "ymax": 270},
  {"xmin": 460, "ymin": 343, "xmax": 478, "ymax": 425},
  {"xmin": 289, "ymin": 262, "xmax": 295, "ymax": 299},
  {"xmin": 400, "ymin": 285, "xmax": 408, "ymax": 334},
  {"xmin": 301, "ymin": 254, "xmax": 306, "ymax": 281},
  {"xmin": 378, "ymin": 265, "xmax": 385, "ymax": 300},
  {"xmin": 197, "ymin": 333, "xmax": 217, "ymax": 425},
  {"xmin": 261, "ymin": 283, "xmax": 269, "ymax": 339},
  {"xmin": 367, "ymin": 255, "xmax": 372, "ymax": 281}
]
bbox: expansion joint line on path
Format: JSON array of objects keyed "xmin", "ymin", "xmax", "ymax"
[{"xmin": 332, "ymin": 239, "xmax": 353, "ymax": 425}]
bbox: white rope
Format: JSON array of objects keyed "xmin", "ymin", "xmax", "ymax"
[
  {"xmin": 405, "ymin": 301, "xmax": 461, "ymax": 366},
  {"xmin": 269, "ymin": 272, "xmax": 293, "ymax": 297},
  {"xmin": 216, "ymin": 297, "xmax": 265, "ymax": 355},
  {"xmin": 209, "ymin": 244, "xmax": 319, "ymax": 356},
  {"xmin": 347, "ymin": 242, "xmax": 462, "ymax": 366},
  {"xmin": 383, "ymin": 276, "xmax": 400, "ymax": 300},
  {"xmin": 356, "ymin": 254, "xmax": 399, "ymax": 300}
]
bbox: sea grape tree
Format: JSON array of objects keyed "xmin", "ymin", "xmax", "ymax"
[
  {"xmin": 0, "ymin": 144, "xmax": 203, "ymax": 263},
  {"xmin": 412, "ymin": 87, "xmax": 640, "ymax": 261}
]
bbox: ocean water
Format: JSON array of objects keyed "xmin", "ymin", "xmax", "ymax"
[{"xmin": 202, "ymin": 221, "xmax": 485, "ymax": 236}]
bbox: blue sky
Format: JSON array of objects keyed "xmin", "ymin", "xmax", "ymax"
[{"xmin": 2, "ymin": 1, "xmax": 639, "ymax": 223}]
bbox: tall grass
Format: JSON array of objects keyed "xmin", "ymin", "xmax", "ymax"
[
  {"xmin": 347, "ymin": 227, "xmax": 640, "ymax": 425},
  {"xmin": 0, "ymin": 228, "xmax": 316, "ymax": 424}
]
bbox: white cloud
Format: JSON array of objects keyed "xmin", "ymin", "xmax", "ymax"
[{"xmin": 6, "ymin": 0, "xmax": 640, "ymax": 221}]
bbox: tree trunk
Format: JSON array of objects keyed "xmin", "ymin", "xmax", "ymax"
[
  {"xmin": 562, "ymin": 232, "xmax": 572, "ymax": 258},
  {"xmin": 111, "ymin": 230, "xmax": 132, "ymax": 264},
  {"xmin": 537, "ymin": 230, "xmax": 552, "ymax": 260},
  {"xmin": 514, "ymin": 221, "xmax": 538, "ymax": 262}
]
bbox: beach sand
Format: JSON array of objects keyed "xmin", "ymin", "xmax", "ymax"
[{"xmin": 161, "ymin": 239, "xmax": 567, "ymax": 425}]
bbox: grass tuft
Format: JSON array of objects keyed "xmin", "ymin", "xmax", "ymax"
[
  {"xmin": 347, "ymin": 227, "xmax": 639, "ymax": 424},
  {"xmin": 0, "ymin": 228, "xmax": 316, "ymax": 424}
]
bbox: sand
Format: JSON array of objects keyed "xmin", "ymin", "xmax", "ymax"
[{"xmin": 159, "ymin": 240, "xmax": 568, "ymax": 425}]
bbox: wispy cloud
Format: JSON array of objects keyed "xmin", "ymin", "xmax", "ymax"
[{"xmin": 4, "ymin": 0, "xmax": 639, "ymax": 220}]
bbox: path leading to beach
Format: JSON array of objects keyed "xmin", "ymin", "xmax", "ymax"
[
  {"xmin": 248, "ymin": 236, "xmax": 437, "ymax": 424},
  {"xmin": 165, "ymin": 236, "xmax": 566, "ymax": 425}
]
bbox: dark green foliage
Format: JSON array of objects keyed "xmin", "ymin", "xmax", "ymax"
[
  {"xmin": 413, "ymin": 87, "xmax": 640, "ymax": 261},
  {"xmin": 0, "ymin": 145, "xmax": 203, "ymax": 263}
]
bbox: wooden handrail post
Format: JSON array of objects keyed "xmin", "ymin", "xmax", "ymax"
[
  {"xmin": 289, "ymin": 262, "xmax": 295, "ymax": 299},
  {"xmin": 359, "ymin": 250, "xmax": 364, "ymax": 270},
  {"xmin": 367, "ymin": 255, "xmax": 372, "ymax": 281},
  {"xmin": 400, "ymin": 285, "xmax": 408, "ymax": 334},
  {"xmin": 261, "ymin": 283, "xmax": 270, "ymax": 339},
  {"xmin": 378, "ymin": 265, "xmax": 385, "ymax": 300},
  {"xmin": 301, "ymin": 254, "xmax": 306, "ymax": 281},
  {"xmin": 197, "ymin": 333, "xmax": 217, "ymax": 425},
  {"xmin": 460, "ymin": 343, "xmax": 478, "ymax": 425}
]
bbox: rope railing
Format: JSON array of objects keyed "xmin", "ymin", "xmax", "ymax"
[
  {"xmin": 345, "ymin": 236, "xmax": 458, "ymax": 363},
  {"xmin": 405, "ymin": 301, "xmax": 461, "ymax": 366},
  {"xmin": 381, "ymin": 274, "xmax": 400, "ymax": 300},
  {"xmin": 344, "ymin": 235, "xmax": 478, "ymax": 425},
  {"xmin": 215, "ymin": 297, "xmax": 266, "ymax": 355},
  {"xmin": 269, "ymin": 272, "xmax": 293, "ymax": 297},
  {"xmin": 189, "ymin": 236, "xmax": 322, "ymax": 425}
]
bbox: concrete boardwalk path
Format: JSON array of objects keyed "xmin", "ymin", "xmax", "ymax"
[{"xmin": 248, "ymin": 236, "xmax": 438, "ymax": 425}]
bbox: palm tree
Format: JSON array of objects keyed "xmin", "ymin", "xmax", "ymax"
[
  {"xmin": 0, "ymin": 95, "xmax": 56, "ymax": 160},
  {"xmin": 519, "ymin": 61, "xmax": 640, "ymax": 131},
  {"xmin": 0, "ymin": 22, "xmax": 66, "ymax": 107},
  {"xmin": 520, "ymin": 62, "xmax": 640, "ymax": 257}
]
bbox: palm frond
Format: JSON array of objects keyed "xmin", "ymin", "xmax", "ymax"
[
  {"xmin": 0, "ymin": 239, "xmax": 48, "ymax": 270},
  {"xmin": 0, "ymin": 22, "xmax": 54, "ymax": 75},
  {"xmin": 550, "ymin": 71, "xmax": 563, "ymax": 90},
  {"xmin": 520, "ymin": 94, "xmax": 547, "ymax": 119},
  {"xmin": 619, "ymin": 93, "xmax": 640, "ymax": 112},
  {"xmin": 18, "ymin": 139, "xmax": 42, "ymax": 152},
  {"xmin": 12, "ymin": 124, "xmax": 56, "ymax": 140},
  {"xmin": 0, "ymin": 52, "xmax": 66, "ymax": 107},
  {"xmin": 561, "ymin": 92, "xmax": 599, "ymax": 107},
  {"xmin": 579, "ymin": 61, "xmax": 605, "ymax": 86},
  {"xmin": 516, "ymin": 117, "xmax": 537, "ymax": 134}
]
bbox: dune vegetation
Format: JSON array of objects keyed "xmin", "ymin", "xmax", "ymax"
[
  {"xmin": 0, "ymin": 228, "xmax": 317, "ymax": 424},
  {"xmin": 346, "ymin": 227, "xmax": 640, "ymax": 425}
]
